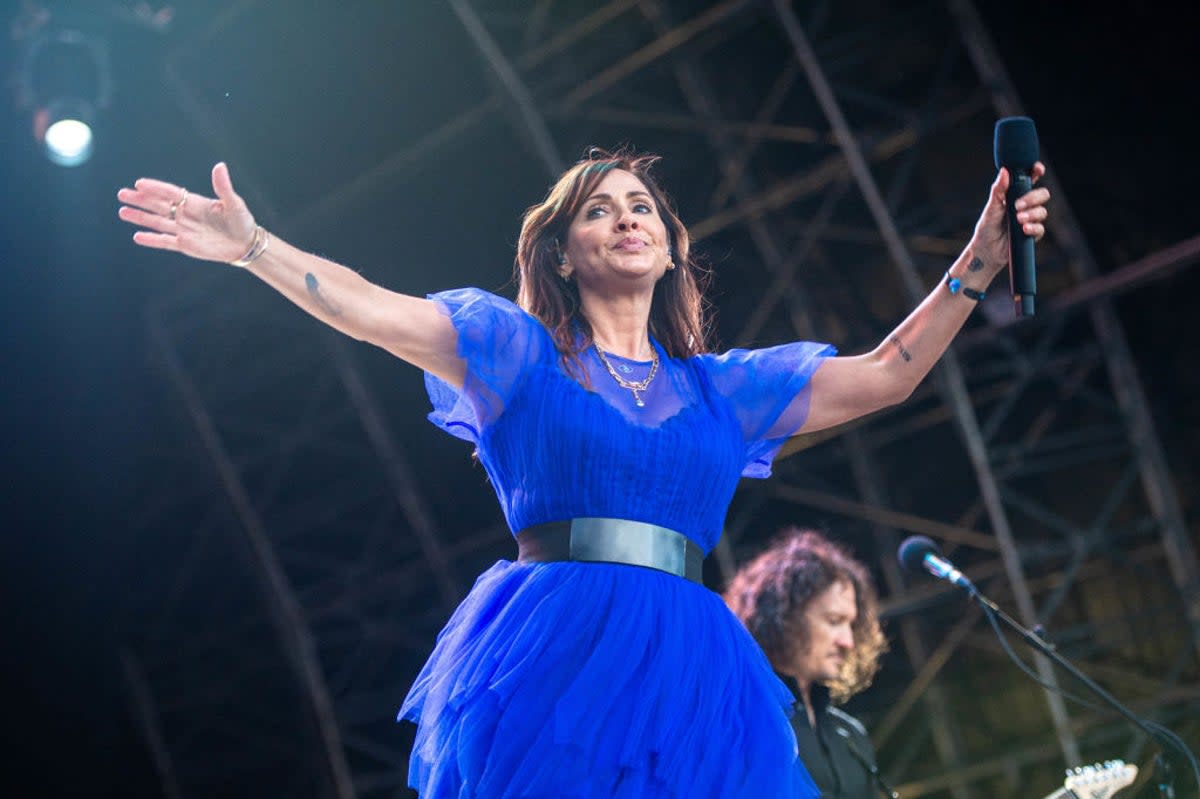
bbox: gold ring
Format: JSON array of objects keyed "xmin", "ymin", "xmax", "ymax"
[{"xmin": 168, "ymin": 188, "xmax": 188, "ymax": 221}]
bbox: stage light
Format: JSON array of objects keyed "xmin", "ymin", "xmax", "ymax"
[
  {"xmin": 38, "ymin": 99, "xmax": 95, "ymax": 167},
  {"xmin": 11, "ymin": 5, "xmax": 172, "ymax": 168},
  {"xmin": 16, "ymin": 26, "xmax": 111, "ymax": 168},
  {"xmin": 45, "ymin": 118, "xmax": 92, "ymax": 165}
]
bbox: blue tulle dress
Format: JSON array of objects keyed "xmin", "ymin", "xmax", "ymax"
[{"xmin": 399, "ymin": 288, "xmax": 834, "ymax": 799}]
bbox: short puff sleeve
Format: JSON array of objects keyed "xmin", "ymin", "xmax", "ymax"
[
  {"xmin": 424, "ymin": 288, "xmax": 548, "ymax": 444},
  {"xmin": 697, "ymin": 341, "xmax": 836, "ymax": 478}
]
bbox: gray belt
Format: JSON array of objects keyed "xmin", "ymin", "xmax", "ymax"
[{"xmin": 516, "ymin": 518, "xmax": 704, "ymax": 583}]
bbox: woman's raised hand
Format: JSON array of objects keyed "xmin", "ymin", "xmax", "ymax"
[
  {"xmin": 969, "ymin": 161, "xmax": 1050, "ymax": 277},
  {"xmin": 117, "ymin": 162, "xmax": 258, "ymax": 264}
]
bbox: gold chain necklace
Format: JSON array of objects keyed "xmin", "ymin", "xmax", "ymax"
[{"xmin": 593, "ymin": 343, "xmax": 659, "ymax": 407}]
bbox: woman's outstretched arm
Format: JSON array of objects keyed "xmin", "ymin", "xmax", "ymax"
[
  {"xmin": 118, "ymin": 162, "xmax": 465, "ymax": 387},
  {"xmin": 798, "ymin": 163, "xmax": 1050, "ymax": 434}
]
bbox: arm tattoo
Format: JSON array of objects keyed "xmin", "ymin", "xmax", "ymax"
[
  {"xmin": 968, "ymin": 255, "xmax": 985, "ymax": 272},
  {"xmin": 889, "ymin": 335, "xmax": 913, "ymax": 363},
  {"xmin": 305, "ymin": 273, "xmax": 343, "ymax": 317}
]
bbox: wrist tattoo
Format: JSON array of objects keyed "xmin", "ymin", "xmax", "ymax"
[
  {"xmin": 968, "ymin": 255, "xmax": 985, "ymax": 272},
  {"xmin": 305, "ymin": 273, "xmax": 343, "ymax": 317},
  {"xmin": 889, "ymin": 335, "xmax": 913, "ymax": 363}
]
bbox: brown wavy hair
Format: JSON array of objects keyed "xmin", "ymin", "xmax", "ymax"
[
  {"xmin": 724, "ymin": 528, "xmax": 888, "ymax": 702},
  {"xmin": 515, "ymin": 147, "xmax": 711, "ymax": 377}
]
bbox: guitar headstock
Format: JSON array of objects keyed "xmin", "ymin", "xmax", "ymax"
[{"xmin": 1062, "ymin": 760, "xmax": 1138, "ymax": 798}]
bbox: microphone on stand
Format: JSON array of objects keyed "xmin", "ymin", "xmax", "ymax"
[
  {"xmin": 897, "ymin": 536, "xmax": 1199, "ymax": 796},
  {"xmin": 993, "ymin": 116, "xmax": 1041, "ymax": 317},
  {"xmin": 897, "ymin": 535, "xmax": 974, "ymax": 591}
]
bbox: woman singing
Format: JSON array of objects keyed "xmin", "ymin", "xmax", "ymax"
[{"xmin": 118, "ymin": 147, "xmax": 1048, "ymax": 798}]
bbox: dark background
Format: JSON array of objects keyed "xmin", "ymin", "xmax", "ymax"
[{"xmin": 2, "ymin": 1, "xmax": 1197, "ymax": 796}]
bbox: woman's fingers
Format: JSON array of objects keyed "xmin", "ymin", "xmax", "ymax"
[
  {"xmin": 117, "ymin": 186, "xmax": 168, "ymax": 215},
  {"xmin": 118, "ymin": 184, "xmax": 195, "ymax": 217},
  {"xmin": 1026, "ymin": 164, "xmax": 1048, "ymax": 242},
  {"xmin": 131, "ymin": 230, "xmax": 180, "ymax": 251},
  {"xmin": 1019, "ymin": 186, "xmax": 1051, "ymax": 208},
  {"xmin": 1018, "ymin": 209, "xmax": 1046, "ymax": 239},
  {"xmin": 135, "ymin": 180, "xmax": 182, "ymax": 214},
  {"xmin": 1017, "ymin": 205, "xmax": 1048, "ymax": 223},
  {"xmin": 1014, "ymin": 185, "xmax": 1050, "ymax": 237},
  {"xmin": 990, "ymin": 167, "xmax": 1009, "ymax": 206},
  {"xmin": 1020, "ymin": 220, "xmax": 1045, "ymax": 241},
  {"xmin": 119, "ymin": 180, "xmax": 218, "ymax": 228},
  {"xmin": 211, "ymin": 162, "xmax": 237, "ymax": 203},
  {"xmin": 133, "ymin": 177, "xmax": 184, "ymax": 199},
  {"xmin": 118, "ymin": 204, "xmax": 174, "ymax": 233}
]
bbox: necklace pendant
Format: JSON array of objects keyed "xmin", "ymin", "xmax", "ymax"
[{"xmin": 593, "ymin": 343, "xmax": 658, "ymax": 410}]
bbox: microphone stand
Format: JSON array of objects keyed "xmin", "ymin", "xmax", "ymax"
[{"xmin": 965, "ymin": 587, "xmax": 1182, "ymax": 798}]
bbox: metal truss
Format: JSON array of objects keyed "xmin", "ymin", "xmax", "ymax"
[{"xmin": 120, "ymin": 2, "xmax": 1198, "ymax": 797}]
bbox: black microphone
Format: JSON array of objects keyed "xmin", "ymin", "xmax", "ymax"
[
  {"xmin": 993, "ymin": 116, "xmax": 1040, "ymax": 317},
  {"xmin": 897, "ymin": 536, "xmax": 974, "ymax": 591}
]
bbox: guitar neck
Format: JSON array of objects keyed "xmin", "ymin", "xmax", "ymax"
[
  {"xmin": 1040, "ymin": 760, "xmax": 1137, "ymax": 799},
  {"xmin": 1041, "ymin": 789, "xmax": 1074, "ymax": 799}
]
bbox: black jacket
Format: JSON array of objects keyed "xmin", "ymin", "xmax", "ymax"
[{"xmin": 782, "ymin": 677, "xmax": 883, "ymax": 799}]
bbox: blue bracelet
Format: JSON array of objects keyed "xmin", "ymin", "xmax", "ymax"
[{"xmin": 944, "ymin": 271, "xmax": 986, "ymax": 301}]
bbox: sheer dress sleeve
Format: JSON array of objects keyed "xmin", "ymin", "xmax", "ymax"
[
  {"xmin": 698, "ymin": 341, "xmax": 836, "ymax": 478},
  {"xmin": 423, "ymin": 288, "xmax": 548, "ymax": 444}
]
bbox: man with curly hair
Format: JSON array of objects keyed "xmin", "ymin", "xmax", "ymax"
[{"xmin": 725, "ymin": 528, "xmax": 896, "ymax": 799}]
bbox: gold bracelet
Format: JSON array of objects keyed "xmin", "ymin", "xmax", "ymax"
[{"xmin": 230, "ymin": 225, "xmax": 269, "ymax": 267}]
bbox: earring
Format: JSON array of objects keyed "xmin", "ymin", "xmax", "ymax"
[{"xmin": 666, "ymin": 260, "xmax": 675, "ymax": 271}]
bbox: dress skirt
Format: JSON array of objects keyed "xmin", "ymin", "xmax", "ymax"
[{"xmin": 399, "ymin": 558, "xmax": 818, "ymax": 799}]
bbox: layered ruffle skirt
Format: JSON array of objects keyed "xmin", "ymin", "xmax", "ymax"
[{"xmin": 399, "ymin": 559, "xmax": 818, "ymax": 798}]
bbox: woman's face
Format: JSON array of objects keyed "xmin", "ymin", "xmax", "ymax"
[{"xmin": 561, "ymin": 168, "xmax": 672, "ymax": 293}]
